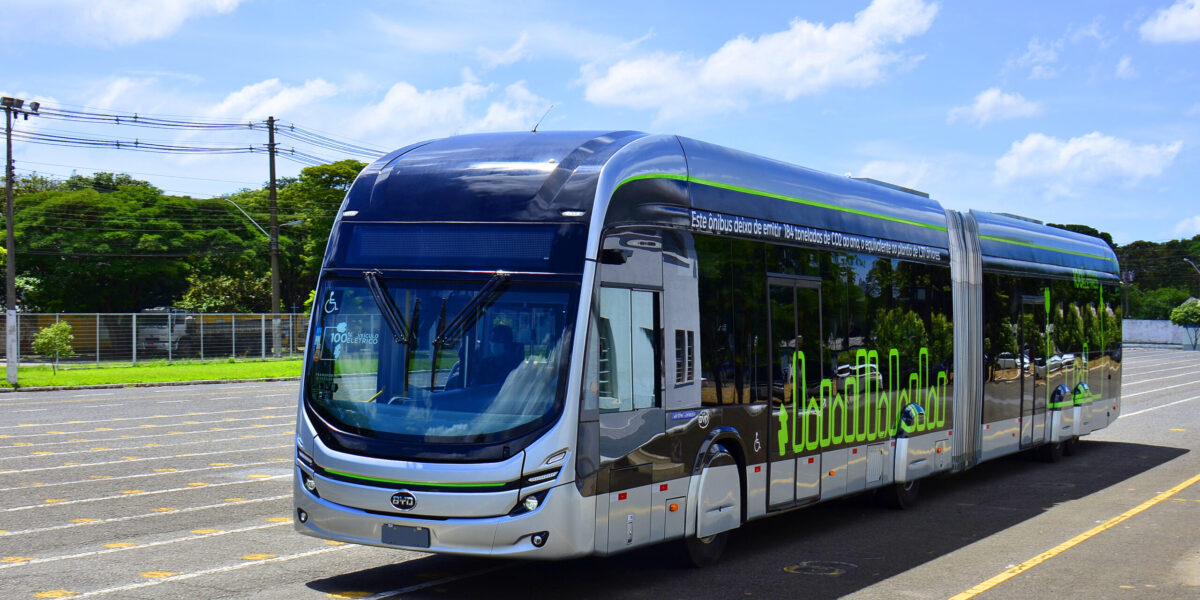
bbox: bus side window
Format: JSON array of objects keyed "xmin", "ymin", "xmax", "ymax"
[{"xmin": 597, "ymin": 287, "xmax": 660, "ymax": 412}]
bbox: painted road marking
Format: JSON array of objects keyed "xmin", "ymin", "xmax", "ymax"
[
  {"xmin": 0, "ymin": 522, "xmax": 290, "ymax": 570},
  {"xmin": 1123, "ymin": 367, "xmax": 1200, "ymax": 385},
  {"xmin": 0, "ymin": 387, "xmax": 294, "ymax": 410},
  {"xmin": 73, "ymin": 393, "xmax": 116, "ymax": 397},
  {"xmin": 1123, "ymin": 380, "xmax": 1200, "ymax": 399},
  {"xmin": 2, "ymin": 475, "xmax": 289, "ymax": 512},
  {"xmin": 0, "ymin": 410, "xmax": 292, "ymax": 437},
  {"xmin": 1121, "ymin": 395, "xmax": 1200, "ymax": 418},
  {"xmin": 50, "ymin": 546, "xmax": 347, "ymax": 599},
  {"xmin": 950, "ymin": 472, "xmax": 1200, "ymax": 600},
  {"xmin": 330, "ymin": 564, "xmax": 512, "ymax": 600},
  {"xmin": 0, "ymin": 459, "xmax": 289, "ymax": 491},
  {"xmin": 4, "ymin": 443, "xmax": 291, "ymax": 474}
]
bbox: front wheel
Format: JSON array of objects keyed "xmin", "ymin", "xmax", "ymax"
[{"xmin": 684, "ymin": 531, "xmax": 728, "ymax": 567}]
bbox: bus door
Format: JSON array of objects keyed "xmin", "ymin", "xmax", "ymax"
[
  {"xmin": 767, "ymin": 277, "xmax": 823, "ymax": 508},
  {"xmin": 1019, "ymin": 295, "xmax": 1047, "ymax": 448}
]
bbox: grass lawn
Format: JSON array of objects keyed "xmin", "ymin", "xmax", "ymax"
[{"xmin": 4, "ymin": 359, "xmax": 303, "ymax": 389}]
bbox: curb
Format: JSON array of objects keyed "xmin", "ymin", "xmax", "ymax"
[{"xmin": 0, "ymin": 376, "xmax": 301, "ymax": 393}]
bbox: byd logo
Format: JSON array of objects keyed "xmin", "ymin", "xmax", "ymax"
[{"xmin": 390, "ymin": 490, "xmax": 417, "ymax": 511}]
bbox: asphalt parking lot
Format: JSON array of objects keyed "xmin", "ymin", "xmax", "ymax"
[{"xmin": 2, "ymin": 348, "xmax": 1197, "ymax": 599}]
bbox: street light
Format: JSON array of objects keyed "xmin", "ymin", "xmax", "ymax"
[
  {"xmin": 221, "ymin": 198, "xmax": 302, "ymax": 356},
  {"xmin": 1185, "ymin": 258, "xmax": 1200, "ymax": 297}
]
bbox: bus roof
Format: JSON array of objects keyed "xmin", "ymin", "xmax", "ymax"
[{"xmin": 340, "ymin": 131, "xmax": 1118, "ymax": 277}]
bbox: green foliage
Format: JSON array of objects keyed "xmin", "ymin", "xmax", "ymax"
[
  {"xmin": 175, "ymin": 271, "xmax": 273, "ymax": 313},
  {"xmin": 1170, "ymin": 299, "xmax": 1200, "ymax": 327},
  {"xmin": 1172, "ymin": 300, "xmax": 1200, "ymax": 349},
  {"xmin": 873, "ymin": 307, "xmax": 927, "ymax": 364},
  {"xmin": 1128, "ymin": 284, "xmax": 1191, "ymax": 320},
  {"xmin": 32, "ymin": 321, "xmax": 74, "ymax": 373}
]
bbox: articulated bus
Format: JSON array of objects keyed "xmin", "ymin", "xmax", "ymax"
[{"xmin": 294, "ymin": 131, "xmax": 1122, "ymax": 565}]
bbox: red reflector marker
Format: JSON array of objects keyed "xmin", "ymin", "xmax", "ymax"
[
  {"xmin": 808, "ymin": 457, "xmax": 815, "ymax": 464},
  {"xmin": 754, "ymin": 465, "xmax": 762, "ymax": 473},
  {"xmin": 659, "ymin": 484, "xmax": 668, "ymax": 492},
  {"xmin": 852, "ymin": 448, "xmax": 858, "ymax": 454},
  {"xmin": 618, "ymin": 492, "xmax": 627, "ymax": 501}
]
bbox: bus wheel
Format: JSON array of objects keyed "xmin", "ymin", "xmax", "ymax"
[
  {"xmin": 1040, "ymin": 441, "xmax": 1065, "ymax": 463},
  {"xmin": 685, "ymin": 531, "xmax": 728, "ymax": 567},
  {"xmin": 1063, "ymin": 437, "xmax": 1080, "ymax": 456},
  {"xmin": 885, "ymin": 479, "xmax": 920, "ymax": 510}
]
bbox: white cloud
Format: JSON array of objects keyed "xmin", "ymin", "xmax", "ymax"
[
  {"xmin": 477, "ymin": 27, "xmax": 649, "ymax": 67},
  {"xmin": 1007, "ymin": 19, "xmax": 1111, "ymax": 80},
  {"xmin": 1010, "ymin": 38, "xmax": 1062, "ymax": 79},
  {"xmin": 203, "ymin": 79, "xmax": 339, "ymax": 122},
  {"xmin": 1173, "ymin": 214, "xmax": 1200, "ymax": 237},
  {"xmin": 350, "ymin": 73, "xmax": 548, "ymax": 144},
  {"xmin": 947, "ymin": 88, "xmax": 1042, "ymax": 126},
  {"xmin": 995, "ymin": 132, "xmax": 1182, "ymax": 198},
  {"xmin": 583, "ymin": 0, "xmax": 938, "ymax": 121},
  {"xmin": 1140, "ymin": 0, "xmax": 1200, "ymax": 43},
  {"xmin": 9, "ymin": 0, "xmax": 242, "ymax": 46},
  {"xmin": 1115, "ymin": 56, "xmax": 1138, "ymax": 79}
]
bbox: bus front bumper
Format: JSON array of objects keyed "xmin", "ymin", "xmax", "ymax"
[{"xmin": 293, "ymin": 477, "xmax": 595, "ymax": 560}]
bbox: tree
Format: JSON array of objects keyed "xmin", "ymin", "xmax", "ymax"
[
  {"xmin": 1169, "ymin": 299, "xmax": 1200, "ymax": 350},
  {"xmin": 32, "ymin": 321, "xmax": 74, "ymax": 373},
  {"xmin": 15, "ymin": 179, "xmax": 261, "ymax": 312}
]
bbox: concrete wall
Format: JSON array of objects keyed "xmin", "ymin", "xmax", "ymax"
[{"xmin": 1124, "ymin": 319, "xmax": 1199, "ymax": 349}]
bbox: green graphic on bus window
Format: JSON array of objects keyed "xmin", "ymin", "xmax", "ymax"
[{"xmin": 776, "ymin": 348, "xmax": 947, "ymax": 456}]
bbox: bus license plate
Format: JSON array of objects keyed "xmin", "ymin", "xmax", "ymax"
[{"xmin": 382, "ymin": 524, "xmax": 430, "ymax": 548}]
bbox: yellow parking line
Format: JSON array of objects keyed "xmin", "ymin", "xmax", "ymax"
[{"xmin": 951, "ymin": 472, "xmax": 1200, "ymax": 600}]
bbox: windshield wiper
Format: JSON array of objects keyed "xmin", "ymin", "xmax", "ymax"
[
  {"xmin": 363, "ymin": 270, "xmax": 422, "ymax": 394},
  {"xmin": 429, "ymin": 271, "xmax": 511, "ymax": 389},
  {"xmin": 363, "ymin": 270, "xmax": 412, "ymax": 345},
  {"xmin": 433, "ymin": 271, "xmax": 511, "ymax": 349}
]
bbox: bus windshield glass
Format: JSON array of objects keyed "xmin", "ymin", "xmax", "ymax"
[{"xmin": 305, "ymin": 278, "xmax": 575, "ymax": 445}]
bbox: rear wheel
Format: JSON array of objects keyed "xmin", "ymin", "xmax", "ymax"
[
  {"xmin": 1039, "ymin": 440, "xmax": 1065, "ymax": 463},
  {"xmin": 884, "ymin": 479, "xmax": 920, "ymax": 509}
]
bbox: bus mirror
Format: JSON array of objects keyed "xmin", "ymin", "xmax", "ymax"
[
  {"xmin": 899, "ymin": 403, "xmax": 925, "ymax": 436},
  {"xmin": 600, "ymin": 248, "xmax": 629, "ymax": 265}
]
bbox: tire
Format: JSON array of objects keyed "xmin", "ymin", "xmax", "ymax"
[
  {"xmin": 1039, "ymin": 441, "xmax": 1064, "ymax": 463},
  {"xmin": 1063, "ymin": 437, "xmax": 1080, "ymax": 456},
  {"xmin": 884, "ymin": 479, "xmax": 920, "ymax": 510},
  {"xmin": 685, "ymin": 531, "xmax": 729, "ymax": 567}
]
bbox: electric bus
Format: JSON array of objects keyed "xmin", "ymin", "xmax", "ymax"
[{"xmin": 294, "ymin": 130, "xmax": 1122, "ymax": 565}]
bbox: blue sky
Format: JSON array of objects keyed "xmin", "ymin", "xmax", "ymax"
[{"xmin": 3, "ymin": 0, "xmax": 1199, "ymax": 245}]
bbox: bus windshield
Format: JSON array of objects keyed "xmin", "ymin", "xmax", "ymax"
[{"xmin": 306, "ymin": 277, "xmax": 576, "ymax": 445}]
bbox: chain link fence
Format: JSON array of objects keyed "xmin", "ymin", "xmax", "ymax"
[{"xmin": 1, "ymin": 312, "xmax": 311, "ymax": 365}]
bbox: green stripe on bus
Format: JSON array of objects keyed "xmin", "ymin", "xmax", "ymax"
[
  {"xmin": 325, "ymin": 469, "xmax": 506, "ymax": 488},
  {"xmin": 618, "ymin": 173, "xmax": 1119, "ymax": 265},
  {"xmin": 616, "ymin": 173, "xmax": 948, "ymax": 232},
  {"xmin": 979, "ymin": 234, "xmax": 1118, "ymax": 265}
]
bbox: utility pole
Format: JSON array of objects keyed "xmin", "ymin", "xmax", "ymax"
[
  {"xmin": 3, "ymin": 97, "xmax": 39, "ymax": 385},
  {"xmin": 267, "ymin": 116, "xmax": 281, "ymax": 358}
]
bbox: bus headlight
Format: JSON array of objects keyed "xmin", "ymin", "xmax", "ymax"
[
  {"xmin": 522, "ymin": 495, "xmax": 540, "ymax": 512},
  {"xmin": 510, "ymin": 490, "xmax": 548, "ymax": 516},
  {"xmin": 301, "ymin": 471, "xmax": 319, "ymax": 497}
]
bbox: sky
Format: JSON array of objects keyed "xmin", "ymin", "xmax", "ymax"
[{"xmin": 2, "ymin": 0, "xmax": 1199, "ymax": 245}]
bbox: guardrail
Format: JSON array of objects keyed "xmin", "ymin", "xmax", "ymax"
[{"xmin": 0, "ymin": 313, "xmax": 311, "ymax": 364}]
